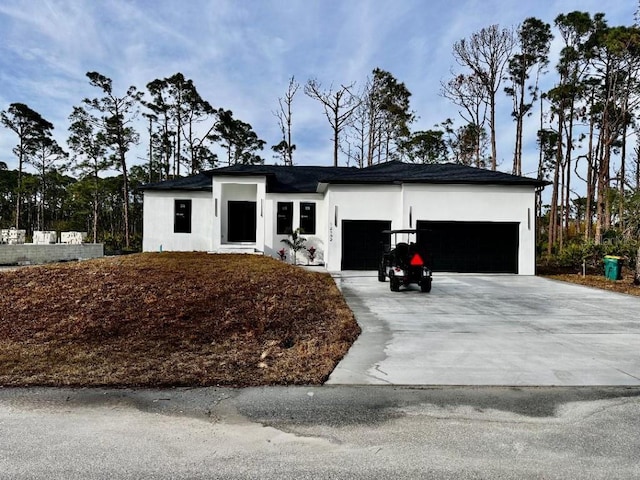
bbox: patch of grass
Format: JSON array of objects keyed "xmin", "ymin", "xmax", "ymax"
[{"xmin": 0, "ymin": 253, "xmax": 360, "ymax": 387}]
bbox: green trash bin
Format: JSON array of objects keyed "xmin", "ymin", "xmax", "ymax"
[{"xmin": 604, "ymin": 255, "xmax": 623, "ymax": 280}]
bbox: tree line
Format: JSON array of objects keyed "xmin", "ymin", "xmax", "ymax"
[
  {"xmin": 285, "ymin": 10, "xmax": 640, "ymax": 260},
  {"xmin": 1, "ymin": 9, "xmax": 639, "ymax": 259},
  {"xmin": 1, "ymin": 71, "xmax": 267, "ymax": 250}
]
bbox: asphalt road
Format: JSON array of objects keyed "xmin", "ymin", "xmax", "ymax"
[{"xmin": 1, "ymin": 386, "xmax": 639, "ymax": 479}]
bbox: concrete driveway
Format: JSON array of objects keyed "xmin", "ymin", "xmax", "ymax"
[{"xmin": 327, "ymin": 272, "xmax": 640, "ymax": 386}]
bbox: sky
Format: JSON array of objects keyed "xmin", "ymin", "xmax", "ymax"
[{"xmin": 0, "ymin": 0, "xmax": 636, "ymax": 181}]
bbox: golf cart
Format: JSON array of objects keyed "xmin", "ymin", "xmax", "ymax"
[{"xmin": 378, "ymin": 229, "xmax": 432, "ymax": 293}]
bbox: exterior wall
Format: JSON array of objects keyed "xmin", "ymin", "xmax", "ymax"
[
  {"xmin": 324, "ymin": 183, "xmax": 537, "ymax": 274},
  {"xmin": 264, "ymin": 193, "xmax": 326, "ymax": 264},
  {"xmin": 0, "ymin": 244, "xmax": 104, "ymax": 265},
  {"xmin": 142, "ymin": 190, "xmax": 213, "ymax": 252},
  {"xmin": 211, "ymin": 176, "xmax": 266, "ymax": 251},
  {"xmin": 324, "ymin": 184, "xmax": 402, "ymax": 271},
  {"xmin": 142, "ymin": 178, "xmax": 538, "ymax": 274},
  {"xmin": 401, "ymin": 184, "xmax": 537, "ymax": 275}
]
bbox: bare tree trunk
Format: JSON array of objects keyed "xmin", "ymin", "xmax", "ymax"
[
  {"xmin": 188, "ymin": 119, "xmax": 195, "ymax": 174},
  {"xmin": 120, "ymin": 148, "xmax": 130, "ymax": 249},
  {"xmin": 384, "ymin": 130, "xmax": 390, "ymax": 161},
  {"xmin": 559, "ymin": 158, "xmax": 565, "ymax": 251},
  {"xmin": 286, "ymin": 90, "xmax": 294, "ymax": 166},
  {"xmin": 619, "ymin": 95, "xmax": 628, "ymax": 236},
  {"xmin": 548, "ymin": 111, "xmax": 563, "ymax": 255},
  {"xmin": 164, "ymin": 117, "xmax": 171, "ymax": 180},
  {"xmin": 274, "ymin": 77, "xmax": 299, "ymax": 166},
  {"xmin": 536, "ymin": 95, "xmax": 544, "ymax": 247},
  {"xmin": 305, "ymin": 80, "xmax": 358, "ymax": 169},
  {"xmin": 636, "ymin": 134, "xmax": 640, "ymax": 191},
  {"xmin": 376, "ymin": 124, "xmax": 383, "ymax": 164},
  {"xmin": 92, "ymin": 163, "xmax": 99, "ymax": 244},
  {"xmin": 548, "ymin": 158, "xmax": 561, "ymax": 254},
  {"xmin": 595, "ymin": 141, "xmax": 610, "ymax": 244},
  {"xmin": 176, "ymin": 89, "xmax": 182, "ymax": 177},
  {"xmin": 563, "ymin": 104, "xmax": 575, "ymax": 244},
  {"xmin": 585, "ymin": 159, "xmax": 593, "ymax": 241},
  {"xmin": 604, "ymin": 144, "xmax": 612, "ymax": 234},
  {"xmin": 451, "ymin": 26, "xmax": 514, "ymax": 171},
  {"xmin": 584, "ymin": 112, "xmax": 596, "ymax": 241},
  {"xmin": 475, "ymin": 127, "xmax": 482, "ymax": 168},
  {"xmin": 15, "ymin": 153, "xmax": 22, "ymax": 229},
  {"xmin": 620, "ymin": 138, "xmax": 626, "ymax": 232},
  {"xmin": 93, "ymin": 187, "xmax": 99, "ymax": 244},
  {"xmin": 513, "ymin": 70, "xmax": 526, "ymax": 176},
  {"xmin": 516, "ymin": 117, "xmax": 522, "ymax": 176},
  {"xmin": 490, "ymin": 95, "xmax": 497, "ymax": 171},
  {"xmin": 367, "ymin": 104, "xmax": 376, "ymax": 166},
  {"xmin": 147, "ymin": 116, "xmax": 154, "ymax": 182},
  {"xmin": 39, "ymin": 154, "xmax": 45, "ymax": 231},
  {"xmin": 332, "ymin": 104, "xmax": 339, "ymax": 167}
]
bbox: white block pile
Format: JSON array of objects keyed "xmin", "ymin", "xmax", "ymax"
[
  {"xmin": 1, "ymin": 228, "xmax": 26, "ymax": 245},
  {"xmin": 60, "ymin": 231, "xmax": 87, "ymax": 245},
  {"xmin": 32, "ymin": 230, "xmax": 58, "ymax": 245}
]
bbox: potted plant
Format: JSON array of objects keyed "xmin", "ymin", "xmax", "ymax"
[{"xmin": 306, "ymin": 245, "xmax": 317, "ymax": 265}]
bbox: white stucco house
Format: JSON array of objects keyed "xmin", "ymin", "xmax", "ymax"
[{"xmin": 140, "ymin": 161, "xmax": 547, "ymax": 274}]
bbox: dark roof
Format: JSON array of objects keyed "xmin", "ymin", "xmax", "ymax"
[
  {"xmin": 322, "ymin": 161, "xmax": 549, "ymax": 187},
  {"xmin": 140, "ymin": 161, "xmax": 548, "ymax": 193},
  {"xmin": 139, "ymin": 172, "xmax": 212, "ymax": 191},
  {"xmin": 210, "ymin": 164, "xmax": 358, "ymax": 193}
]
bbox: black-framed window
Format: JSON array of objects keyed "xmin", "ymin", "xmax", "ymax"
[
  {"xmin": 300, "ymin": 202, "xmax": 316, "ymax": 234},
  {"xmin": 174, "ymin": 199, "xmax": 192, "ymax": 233},
  {"xmin": 277, "ymin": 202, "xmax": 293, "ymax": 234}
]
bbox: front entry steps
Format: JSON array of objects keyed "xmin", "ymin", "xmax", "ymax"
[{"xmin": 209, "ymin": 246, "xmax": 263, "ymax": 255}]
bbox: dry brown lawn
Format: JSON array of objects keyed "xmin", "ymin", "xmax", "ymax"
[
  {"xmin": 544, "ymin": 271, "xmax": 640, "ymax": 297},
  {"xmin": 0, "ymin": 253, "xmax": 360, "ymax": 387}
]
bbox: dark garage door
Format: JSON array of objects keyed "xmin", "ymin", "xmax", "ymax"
[
  {"xmin": 416, "ymin": 221, "xmax": 519, "ymax": 273},
  {"xmin": 342, "ymin": 220, "xmax": 391, "ymax": 270}
]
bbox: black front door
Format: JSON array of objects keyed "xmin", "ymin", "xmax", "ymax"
[{"xmin": 227, "ymin": 201, "xmax": 257, "ymax": 242}]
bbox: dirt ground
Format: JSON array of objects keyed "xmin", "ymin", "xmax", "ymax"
[
  {"xmin": 0, "ymin": 253, "xmax": 360, "ymax": 387},
  {"xmin": 544, "ymin": 270, "xmax": 640, "ymax": 297}
]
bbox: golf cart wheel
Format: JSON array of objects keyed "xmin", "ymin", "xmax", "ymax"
[
  {"xmin": 390, "ymin": 277, "xmax": 400, "ymax": 292},
  {"xmin": 420, "ymin": 278, "xmax": 432, "ymax": 293}
]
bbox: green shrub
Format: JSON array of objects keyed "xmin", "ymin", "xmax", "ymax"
[{"xmin": 538, "ymin": 236, "xmax": 639, "ymax": 274}]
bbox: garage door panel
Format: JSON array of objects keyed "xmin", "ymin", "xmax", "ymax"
[
  {"xmin": 417, "ymin": 221, "xmax": 518, "ymax": 273},
  {"xmin": 342, "ymin": 220, "xmax": 391, "ymax": 270}
]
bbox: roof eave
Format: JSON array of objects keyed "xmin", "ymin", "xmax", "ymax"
[
  {"xmin": 324, "ymin": 179, "xmax": 548, "ymax": 187},
  {"xmin": 400, "ymin": 179, "xmax": 549, "ymax": 187},
  {"xmin": 139, "ymin": 186, "xmax": 212, "ymax": 192}
]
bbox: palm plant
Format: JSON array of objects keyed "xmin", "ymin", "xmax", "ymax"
[{"xmin": 281, "ymin": 228, "xmax": 307, "ymax": 265}]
